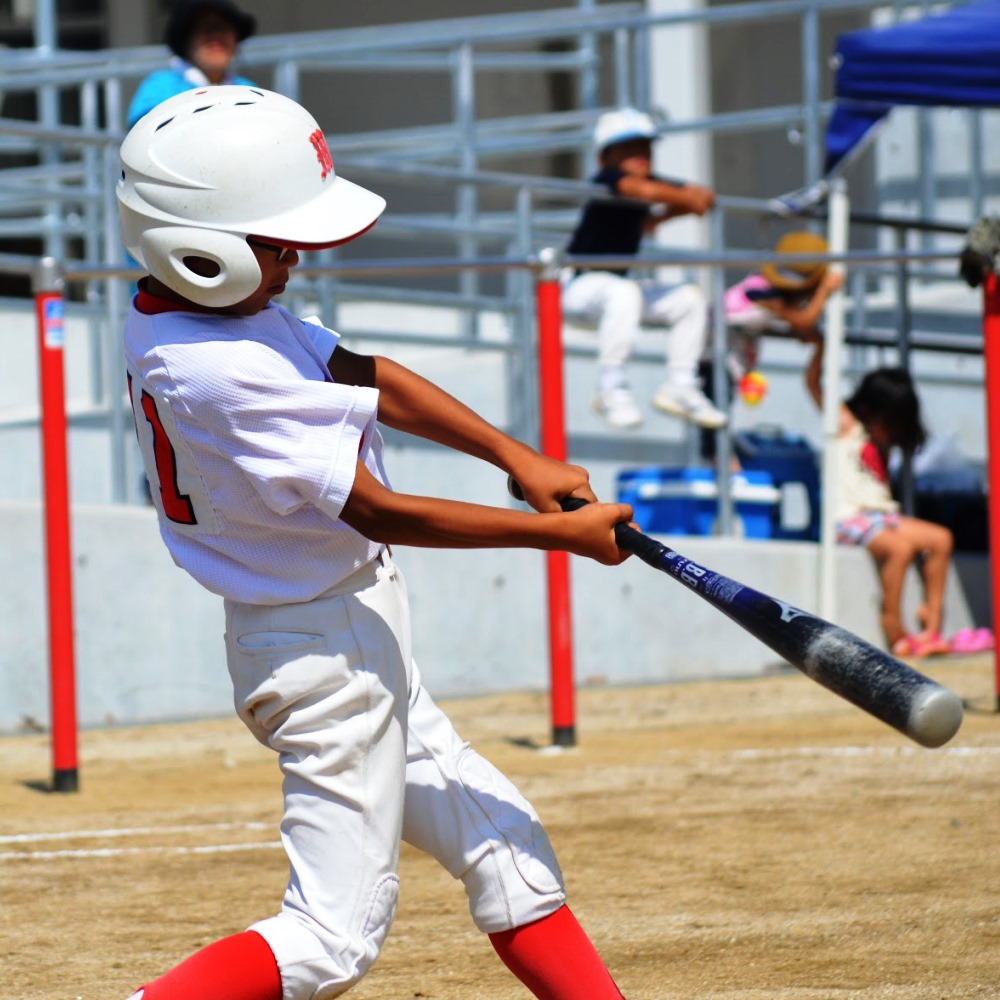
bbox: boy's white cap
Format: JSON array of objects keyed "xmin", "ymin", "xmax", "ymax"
[{"xmin": 593, "ymin": 107, "xmax": 658, "ymax": 152}]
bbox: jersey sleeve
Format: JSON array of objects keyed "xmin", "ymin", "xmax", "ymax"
[
  {"xmin": 223, "ymin": 374, "xmax": 378, "ymax": 523},
  {"xmin": 152, "ymin": 316, "xmax": 378, "ymax": 525},
  {"xmin": 298, "ymin": 313, "xmax": 339, "ymax": 360}
]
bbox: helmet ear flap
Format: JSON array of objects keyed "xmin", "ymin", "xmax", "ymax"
[{"xmin": 140, "ymin": 228, "xmax": 263, "ymax": 308}]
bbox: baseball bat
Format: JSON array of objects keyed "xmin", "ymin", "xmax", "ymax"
[{"xmin": 509, "ymin": 477, "xmax": 963, "ymax": 748}]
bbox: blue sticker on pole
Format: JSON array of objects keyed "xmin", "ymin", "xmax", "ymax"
[{"xmin": 44, "ymin": 297, "xmax": 65, "ymax": 349}]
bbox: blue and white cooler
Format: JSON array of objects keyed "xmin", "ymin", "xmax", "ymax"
[{"xmin": 615, "ymin": 466, "xmax": 780, "ymax": 538}]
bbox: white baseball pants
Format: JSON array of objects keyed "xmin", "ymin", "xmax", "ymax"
[
  {"xmin": 561, "ymin": 270, "xmax": 708, "ymax": 384},
  {"xmin": 224, "ymin": 549, "xmax": 566, "ymax": 1000}
]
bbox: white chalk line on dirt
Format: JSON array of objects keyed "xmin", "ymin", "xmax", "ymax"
[
  {"xmin": 4, "ymin": 746, "xmax": 998, "ymax": 861},
  {"xmin": 0, "ymin": 821, "xmax": 279, "ymax": 861},
  {"xmin": 0, "ymin": 841, "xmax": 282, "ymax": 861},
  {"xmin": 0, "ymin": 820, "xmax": 271, "ymax": 844}
]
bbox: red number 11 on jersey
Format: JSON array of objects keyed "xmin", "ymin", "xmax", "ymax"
[{"xmin": 127, "ymin": 372, "xmax": 198, "ymax": 525}]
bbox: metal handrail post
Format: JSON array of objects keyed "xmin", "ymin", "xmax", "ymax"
[
  {"xmin": 632, "ymin": 20, "xmax": 650, "ymax": 111},
  {"xmin": 819, "ymin": 178, "xmax": 850, "ymax": 621},
  {"xmin": 512, "ymin": 186, "xmax": 540, "ymax": 448},
  {"xmin": 453, "ymin": 42, "xmax": 479, "ymax": 340},
  {"xmin": 613, "ymin": 27, "xmax": 631, "ymax": 107},
  {"xmin": 577, "ymin": 0, "xmax": 600, "ymax": 114},
  {"xmin": 710, "ymin": 208, "xmax": 733, "ymax": 535},
  {"xmin": 895, "ymin": 226, "xmax": 916, "ymax": 514},
  {"xmin": 273, "ymin": 59, "xmax": 300, "ymax": 101},
  {"xmin": 800, "ymin": 1, "xmax": 822, "ymax": 187},
  {"xmin": 101, "ymin": 141, "xmax": 130, "ymax": 504},
  {"xmin": 81, "ymin": 78, "xmax": 105, "ymax": 407}
]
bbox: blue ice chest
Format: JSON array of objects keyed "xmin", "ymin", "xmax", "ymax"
[
  {"xmin": 615, "ymin": 466, "xmax": 780, "ymax": 538},
  {"xmin": 733, "ymin": 428, "xmax": 821, "ymax": 541}
]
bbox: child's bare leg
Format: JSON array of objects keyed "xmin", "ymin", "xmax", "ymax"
[
  {"xmin": 866, "ymin": 530, "xmax": 916, "ymax": 647},
  {"xmin": 916, "ymin": 602, "xmax": 931, "ymax": 632},
  {"xmin": 896, "ymin": 516, "xmax": 953, "ymax": 636}
]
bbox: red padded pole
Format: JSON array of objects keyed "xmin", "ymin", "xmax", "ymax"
[
  {"xmin": 34, "ymin": 262, "xmax": 79, "ymax": 792},
  {"xmin": 982, "ymin": 272, "xmax": 1000, "ymax": 712},
  {"xmin": 535, "ymin": 263, "xmax": 576, "ymax": 746}
]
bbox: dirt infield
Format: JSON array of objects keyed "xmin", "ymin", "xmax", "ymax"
[{"xmin": 1, "ymin": 653, "xmax": 998, "ymax": 999}]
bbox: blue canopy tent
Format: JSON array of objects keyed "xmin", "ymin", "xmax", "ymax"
[{"xmin": 826, "ymin": 0, "xmax": 1000, "ymax": 175}]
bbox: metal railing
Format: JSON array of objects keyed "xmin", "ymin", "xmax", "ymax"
[
  {"xmin": 0, "ymin": 0, "xmax": 986, "ymax": 509},
  {"xmin": 22, "ymin": 231, "xmax": 976, "ymax": 782}
]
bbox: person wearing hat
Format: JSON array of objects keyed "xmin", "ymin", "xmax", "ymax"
[
  {"xmin": 724, "ymin": 229, "xmax": 842, "ymax": 326},
  {"xmin": 126, "ymin": 0, "xmax": 257, "ymax": 129},
  {"xmin": 718, "ymin": 230, "xmax": 843, "ymax": 396},
  {"xmin": 695, "ymin": 230, "xmax": 843, "ymax": 462},
  {"xmin": 563, "ymin": 106, "xmax": 723, "ymax": 431}
]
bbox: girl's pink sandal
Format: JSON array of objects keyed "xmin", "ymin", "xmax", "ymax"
[
  {"xmin": 892, "ymin": 631, "xmax": 951, "ymax": 659},
  {"xmin": 949, "ymin": 628, "xmax": 995, "ymax": 654}
]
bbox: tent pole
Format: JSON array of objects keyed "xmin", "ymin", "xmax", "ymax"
[{"xmin": 818, "ymin": 178, "xmax": 849, "ymax": 622}]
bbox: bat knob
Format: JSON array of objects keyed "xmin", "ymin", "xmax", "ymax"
[{"xmin": 507, "ymin": 475, "xmax": 525, "ymax": 502}]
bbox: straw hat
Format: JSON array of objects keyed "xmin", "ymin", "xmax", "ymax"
[{"xmin": 761, "ymin": 231, "xmax": 829, "ymax": 292}]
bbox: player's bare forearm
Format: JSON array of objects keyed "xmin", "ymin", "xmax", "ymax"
[
  {"xmin": 341, "ymin": 461, "xmax": 631, "ymax": 565},
  {"xmin": 329, "ymin": 346, "xmax": 597, "ymax": 509}
]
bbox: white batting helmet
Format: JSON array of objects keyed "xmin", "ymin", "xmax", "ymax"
[
  {"xmin": 593, "ymin": 107, "xmax": 659, "ymax": 153},
  {"xmin": 117, "ymin": 85, "xmax": 386, "ymax": 307}
]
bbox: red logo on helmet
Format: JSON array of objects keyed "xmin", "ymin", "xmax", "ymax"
[{"xmin": 309, "ymin": 129, "xmax": 334, "ymax": 180}]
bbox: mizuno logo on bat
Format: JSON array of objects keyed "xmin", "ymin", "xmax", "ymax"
[{"xmin": 775, "ymin": 600, "xmax": 809, "ymax": 623}]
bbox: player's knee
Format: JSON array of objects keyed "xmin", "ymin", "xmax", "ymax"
[
  {"xmin": 251, "ymin": 874, "xmax": 399, "ymax": 997},
  {"xmin": 452, "ymin": 752, "xmax": 566, "ymax": 933},
  {"xmin": 462, "ymin": 837, "xmax": 567, "ymax": 934}
]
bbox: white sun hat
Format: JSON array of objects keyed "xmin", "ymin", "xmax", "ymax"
[{"xmin": 593, "ymin": 107, "xmax": 659, "ymax": 153}]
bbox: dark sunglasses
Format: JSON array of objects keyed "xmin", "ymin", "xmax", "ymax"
[{"xmin": 247, "ymin": 237, "xmax": 294, "ymax": 263}]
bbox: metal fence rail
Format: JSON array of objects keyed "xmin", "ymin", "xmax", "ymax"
[{"xmin": 0, "ymin": 0, "xmax": 987, "ymax": 508}]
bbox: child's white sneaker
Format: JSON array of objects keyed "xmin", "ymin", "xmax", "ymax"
[
  {"xmin": 652, "ymin": 383, "xmax": 727, "ymax": 429},
  {"xmin": 592, "ymin": 387, "xmax": 643, "ymax": 429}
]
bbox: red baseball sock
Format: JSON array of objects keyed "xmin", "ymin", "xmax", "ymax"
[
  {"xmin": 488, "ymin": 904, "xmax": 625, "ymax": 999},
  {"xmin": 128, "ymin": 930, "xmax": 282, "ymax": 1000}
]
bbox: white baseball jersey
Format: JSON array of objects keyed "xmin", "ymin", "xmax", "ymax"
[{"xmin": 124, "ymin": 287, "xmax": 389, "ymax": 604}]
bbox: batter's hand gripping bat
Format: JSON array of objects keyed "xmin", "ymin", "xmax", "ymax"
[{"xmin": 510, "ymin": 478, "xmax": 963, "ymax": 748}]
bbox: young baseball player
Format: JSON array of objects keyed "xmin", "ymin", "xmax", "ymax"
[{"xmin": 117, "ymin": 86, "xmax": 631, "ymax": 1000}]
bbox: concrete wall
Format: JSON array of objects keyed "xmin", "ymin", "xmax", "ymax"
[
  {"xmin": 0, "ymin": 497, "xmax": 989, "ymax": 735},
  {"xmin": 1, "ymin": 299, "xmax": 991, "ymax": 737}
]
